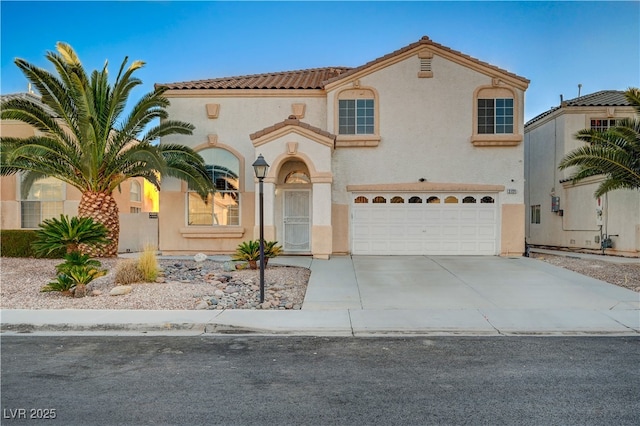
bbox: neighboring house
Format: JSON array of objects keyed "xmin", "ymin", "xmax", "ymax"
[
  {"xmin": 156, "ymin": 36, "xmax": 529, "ymax": 258},
  {"xmin": 0, "ymin": 92, "xmax": 159, "ymax": 253},
  {"xmin": 524, "ymin": 90, "xmax": 640, "ymax": 257}
]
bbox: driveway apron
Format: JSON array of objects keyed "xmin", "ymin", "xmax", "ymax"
[{"xmin": 351, "ymin": 255, "xmax": 640, "ymax": 311}]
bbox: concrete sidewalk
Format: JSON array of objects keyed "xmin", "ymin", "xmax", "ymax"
[{"xmin": 1, "ymin": 252, "xmax": 638, "ymax": 336}]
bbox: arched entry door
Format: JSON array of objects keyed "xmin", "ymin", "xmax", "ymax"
[
  {"xmin": 283, "ymin": 189, "xmax": 310, "ymax": 252},
  {"xmin": 280, "ymin": 166, "xmax": 311, "ymax": 253}
]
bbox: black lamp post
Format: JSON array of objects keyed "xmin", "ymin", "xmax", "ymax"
[{"xmin": 252, "ymin": 154, "xmax": 269, "ymax": 304}]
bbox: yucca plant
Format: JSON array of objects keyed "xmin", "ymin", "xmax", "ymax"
[
  {"xmin": 264, "ymin": 241, "xmax": 283, "ymax": 267},
  {"xmin": 232, "ymin": 240, "xmax": 261, "ymax": 269},
  {"xmin": 32, "ymin": 215, "xmax": 109, "ymax": 256},
  {"xmin": 55, "ymin": 251, "xmax": 103, "ymax": 274},
  {"xmin": 41, "ymin": 251, "xmax": 107, "ymax": 296},
  {"xmin": 232, "ymin": 240, "xmax": 283, "ymax": 269},
  {"xmin": 41, "ymin": 274, "xmax": 75, "ymax": 293},
  {"xmin": 264, "ymin": 241, "xmax": 283, "ymax": 258}
]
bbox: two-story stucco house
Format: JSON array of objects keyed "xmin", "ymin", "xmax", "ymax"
[
  {"xmin": 156, "ymin": 36, "xmax": 529, "ymax": 259},
  {"xmin": 524, "ymin": 90, "xmax": 640, "ymax": 257}
]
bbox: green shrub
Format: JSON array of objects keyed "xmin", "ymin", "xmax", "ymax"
[
  {"xmin": 0, "ymin": 230, "xmax": 64, "ymax": 258},
  {"xmin": 232, "ymin": 240, "xmax": 283, "ymax": 269},
  {"xmin": 32, "ymin": 215, "xmax": 109, "ymax": 256},
  {"xmin": 41, "ymin": 274, "xmax": 75, "ymax": 293},
  {"xmin": 41, "ymin": 252, "xmax": 107, "ymax": 295}
]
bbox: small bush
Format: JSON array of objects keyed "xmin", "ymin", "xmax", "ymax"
[
  {"xmin": 114, "ymin": 259, "xmax": 144, "ymax": 285},
  {"xmin": 1, "ymin": 230, "xmax": 64, "ymax": 258},
  {"xmin": 41, "ymin": 251, "xmax": 107, "ymax": 295},
  {"xmin": 138, "ymin": 245, "xmax": 159, "ymax": 282}
]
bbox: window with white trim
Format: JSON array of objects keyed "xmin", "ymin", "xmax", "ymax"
[
  {"xmin": 590, "ymin": 119, "xmax": 619, "ymax": 131},
  {"xmin": 20, "ymin": 176, "xmax": 64, "ymax": 228},
  {"xmin": 478, "ymin": 98, "xmax": 514, "ymax": 134},
  {"xmin": 339, "ymin": 99, "xmax": 374, "ymax": 134},
  {"xmin": 188, "ymin": 148, "xmax": 240, "ymax": 226},
  {"xmin": 130, "ymin": 180, "xmax": 141, "ymax": 202}
]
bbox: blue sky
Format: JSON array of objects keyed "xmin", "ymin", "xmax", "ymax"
[{"xmin": 1, "ymin": 1, "xmax": 638, "ymax": 122}]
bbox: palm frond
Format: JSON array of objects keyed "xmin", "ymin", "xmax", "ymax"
[{"xmin": 560, "ymin": 87, "xmax": 640, "ymax": 197}]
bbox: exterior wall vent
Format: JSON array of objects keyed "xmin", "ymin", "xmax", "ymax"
[{"xmin": 418, "ymin": 58, "xmax": 433, "ymax": 78}]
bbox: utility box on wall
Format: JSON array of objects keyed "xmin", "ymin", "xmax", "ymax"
[{"xmin": 551, "ymin": 196, "xmax": 560, "ymax": 212}]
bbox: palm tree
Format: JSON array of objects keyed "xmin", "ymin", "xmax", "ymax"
[
  {"xmin": 0, "ymin": 42, "xmax": 213, "ymax": 257},
  {"xmin": 559, "ymin": 87, "xmax": 640, "ymax": 197}
]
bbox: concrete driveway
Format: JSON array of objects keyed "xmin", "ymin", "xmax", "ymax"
[
  {"xmin": 301, "ymin": 255, "xmax": 639, "ymax": 334},
  {"xmin": 352, "ymin": 255, "xmax": 638, "ymax": 310}
]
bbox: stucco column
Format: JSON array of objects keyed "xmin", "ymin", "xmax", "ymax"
[
  {"xmin": 254, "ymin": 181, "xmax": 276, "ymax": 242},
  {"xmin": 311, "ymin": 182, "xmax": 332, "ymax": 259}
]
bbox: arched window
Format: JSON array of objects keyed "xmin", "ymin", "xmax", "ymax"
[
  {"xmin": 409, "ymin": 196, "xmax": 422, "ymax": 204},
  {"xmin": 427, "ymin": 196, "xmax": 440, "ymax": 204},
  {"xmin": 391, "ymin": 196, "xmax": 404, "ymax": 204},
  {"xmin": 130, "ymin": 180, "xmax": 141, "ymax": 202},
  {"xmin": 354, "ymin": 196, "xmax": 368, "ymax": 204},
  {"xmin": 445, "ymin": 196, "xmax": 458, "ymax": 204},
  {"xmin": 481, "ymin": 196, "xmax": 495, "ymax": 204},
  {"xmin": 284, "ymin": 171, "xmax": 310, "ymax": 184},
  {"xmin": 372, "ymin": 196, "xmax": 386, "ymax": 204},
  {"xmin": 462, "ymin": 196, "xmax": 476, "ymax": 204},
  {"xmin": 188, "ymin": 148, "xmax": 240, "ymax": 226}
]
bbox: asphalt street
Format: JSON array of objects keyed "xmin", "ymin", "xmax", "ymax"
[{"xmin": 1, "ymin": 336, "xmax": 639, "ymax": 425}]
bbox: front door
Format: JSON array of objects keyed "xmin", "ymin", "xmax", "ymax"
[{"xmin": 283, "ymin": 190, "xmax": 310, "ymax": 252}]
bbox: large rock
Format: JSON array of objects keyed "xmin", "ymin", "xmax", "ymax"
[{"xmin": 110, "ymin": 286, "xmax": 132, "ymax": 296}]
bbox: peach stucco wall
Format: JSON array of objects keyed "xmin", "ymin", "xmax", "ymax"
[
  {"xmin": 159, "ymin": 40, "xmax": 527, "ymax": 257},
  {"xmin": 500, "ymin": 204, "xmax": 525, "ymax": 256},
  {"xmin": 0, "ymin": 119, "xmax": 156, "ymax": 233}
]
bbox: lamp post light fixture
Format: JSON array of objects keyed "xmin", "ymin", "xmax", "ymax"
[{"xmin": 252, "ymin": 154, "xmax": 269, "ymax": 304}]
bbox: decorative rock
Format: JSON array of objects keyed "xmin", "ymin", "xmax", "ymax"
[
  {"xmin": 155, "ymin": 277, "xmax": 166, "ymax": 283},
  {"xmin": 90, "ymin": 290, "xmax": 102, "ymax": 297},
  {"xmin": 110, "ymin": 286, "xmax": 132, "ymax": 296},
  {"xmin": 214, "ymin": 289, "xmax": 225, "ymax": 297},
  {"xmin": 194, "ymin": 253, "xmax": 207, "ymax": 262},
  {"xmin": 195, "ymin": 301, "xmax": 209, "ymax": 310}
]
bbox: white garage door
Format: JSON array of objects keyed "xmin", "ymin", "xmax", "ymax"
[{"xmin": 351, "ymin": 193, "xmax": 499, "ymax": 255}]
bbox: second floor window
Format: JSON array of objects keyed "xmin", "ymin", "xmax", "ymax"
[
  {"xmin": 339, "ymin": 99, "xmax": 374, "ymax": 134},
  {"xmin": 478, "ymin": 98, "xmax": 514, "ymax": 134},
  {"xmin": 130, "ymin": 180, "xmax": 141, "ymax": 202},
  {"xmin": 590, "ymin": 119, "xmax": 618, "ymax": 132}
]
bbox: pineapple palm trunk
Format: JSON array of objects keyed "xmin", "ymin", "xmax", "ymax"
[{"xmin": 78, "ymin": 191, "xmax": 120, "ymax": 257}]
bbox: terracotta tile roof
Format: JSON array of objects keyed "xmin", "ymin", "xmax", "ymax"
[
  {"xmin": 563, "ymin": 90, "xmax": 630, "ymax": 107},
  {"xmin": 158, "ymin": 67, "xmax": 351, "ymax": 90},
  {"xmin": 249, "ymin": 115, "xmax": 336, "ymax": 141},
  {"xmin": 158, "ymin": 36, "xmax": 528, "ymax": 91},
  {"xmin": 525, "ymin": 90, "xmax": 631, "ymax": 127},
  {"xmin": 323, "ymin": 36, "xmax": 529, "ymax": 87}
]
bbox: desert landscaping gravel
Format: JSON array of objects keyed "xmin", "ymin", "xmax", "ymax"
[
  {"xmin": 0, "ymin": 257, "xmax": 310, "ymax": 310},
  {"xmin": 0, "ymin": 253, "xmax": 637, "ymax": 311},
  {"xmin": 530, "ymin": 253, "xmax": 640, "ymax": 292}
]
